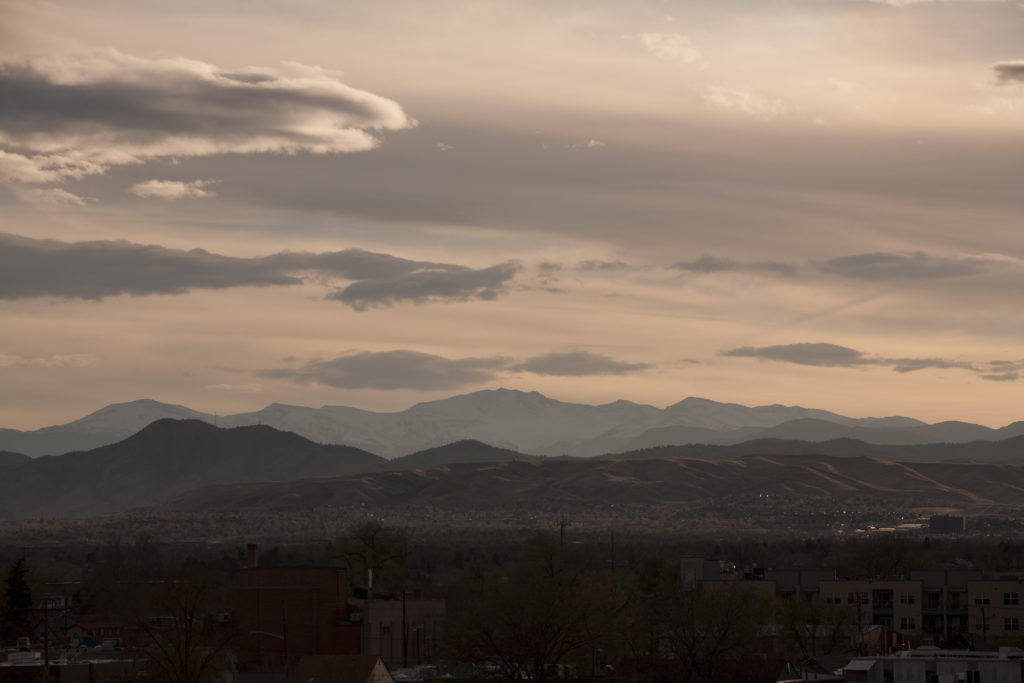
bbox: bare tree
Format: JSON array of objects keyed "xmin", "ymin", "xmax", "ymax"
[
  {"xmin": 137, "ymin": 571, "xmax": 234, "ymax": 683},
  {"xmin": 659, "ymin": 586, "xmax": 772, "ymax": 683},
  {"xmin": 449, "ymin": 532, "xmax": 620, "ymax": 682},
  {"xmin": 332, "ymin": 519, "xmax": 409, "ymax": 595}
]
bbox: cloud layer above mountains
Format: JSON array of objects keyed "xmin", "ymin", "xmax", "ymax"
[
  {"xmin": 0, "ymin": 233, "xmax": 516, "ymax": 309},
  {"xmin": 265, "ymin": 349, "xmax": 653, "ymax": 390},
  {"xmin": 3, "ymin": 0, "xmax": 1024, "ymax": 429}
]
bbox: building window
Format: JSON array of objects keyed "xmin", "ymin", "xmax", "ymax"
[
  {"xmin": 900, "ymin": 591, "xmax": 915, "ymax": 605},
  {"xmin": 1005, "ymin": 592, "xmax": 1019, "ymax": 605},
  {"xmin": 873, "ymin": 589, "xmax": 894, "ymax": 609},
  {"xmin": 825, "ymin": 592, "xmax": 842, "ymax": 605},
  {"xmin": 847, "ymin": 592, "xmax": 856, "ymax": 604},
  {"xmin": 1006, "ymin": 617, "xmax": 1020, "ymax": 631},
  {"xmin": 900, "ymin": 617, "xmax": 916, "ymax": 630},
  {"xmin": 975, "ymin": 592, "xmax": 990, "ymax": 605},
  {"xmin": 976, "ymin": 617, "xmax": 990, "ymax": 631},
  {"xmin": 860, "ymin": 592, "xmax": 868, "ymax": 605}
]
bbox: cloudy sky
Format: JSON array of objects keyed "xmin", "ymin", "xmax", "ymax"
[{"xmin": 2, "ymin": 0, "xmax": 1024, "ymax": 429}]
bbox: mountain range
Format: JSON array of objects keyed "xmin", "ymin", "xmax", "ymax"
[
  {"xmin": 3, "ymin": 415, "xmax": 1024, "ymax": 520},
  {"xmin": 4, "ymin": 389, "xmax": 1023, "ymax": 459}
]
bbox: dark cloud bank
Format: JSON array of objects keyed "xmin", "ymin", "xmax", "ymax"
[{"xmin": 0, "ymin": 233, "xmax": 518, "ymax": 309}]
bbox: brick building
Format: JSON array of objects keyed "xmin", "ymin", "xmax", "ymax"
[
  {"xmin": 234, "ymin": 546, "xmax": 444, "ymax": 674},
  {"xmin": 235, "ymin": 563, "xmax": 362, "ymax": 673}
]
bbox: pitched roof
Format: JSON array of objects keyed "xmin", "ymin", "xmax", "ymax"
[{"xmin": 291, "ymin": 655, "xmax": 394, "ymax": 683}]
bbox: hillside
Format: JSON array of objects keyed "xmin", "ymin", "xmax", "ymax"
[
  {"xmin": 0, "ymin": 419, "xmax": 388, "ymax": 519},
  {"xmin": 161, "ymin": 453, "xmax": 1024, "ymax": 514},
  {"xmin": 604, "ymin": 434, "xmax": 1024, "ymax": 464},
  {"xmin": 0, "ymin": 450, "xmax": 30, "ymax": 469},
  {"xmin": 390, "ymin": 439, "xmax": 531, "ymax": 469}
]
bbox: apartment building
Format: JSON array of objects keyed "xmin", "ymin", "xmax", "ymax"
[{"xmin": 685, "ymin": 557, "xmax": 1024, "ymax": 644}]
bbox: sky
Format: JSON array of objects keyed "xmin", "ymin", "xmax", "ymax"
[{"xmin": 2, "ymin": 0, "xmax": 1024, "ymax": 430}]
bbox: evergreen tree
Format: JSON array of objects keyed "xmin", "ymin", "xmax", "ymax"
[{"xmin": 1, "ymin": 557, "xmax": 35, "ymax": 641}]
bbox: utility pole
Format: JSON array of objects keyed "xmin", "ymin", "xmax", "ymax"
[
  {"xmin": 282, "ymin": 602, "xmax": 289, "ymax": 683},
  {"xmin": 43, "ymin": 596, "xmax": 48, "ymax": 668}
]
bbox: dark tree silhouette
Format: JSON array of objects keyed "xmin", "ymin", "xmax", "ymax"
[
  {"xmin": 1, "ymin": 557, "xmax": 36, "ymax": 642},
  {"xmin": 448, "ymin": 532, "xmax": 620, "ymax": 682},
  {"xmin": 332, "ymin": 519, "xmax": 409, "ymax": 595}
]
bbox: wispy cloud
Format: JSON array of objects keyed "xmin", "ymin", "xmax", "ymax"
[
  {"xmin": 720, "ymin": 342, "xmax": 1024, "ymax": 382},
  {"xmin": 637, "ymin": 33, "xmax": 704, "ymax": 64},
  {"xmin": 577, "ymin": 260, "xmax": 635, "ymax": 272},
  {"xmin": 702, "ymin": 86, "xmax": 783, "ymax": 119},
  {"xmin": 128, "ymin": 179, "xmax": 217, "ymax": 200},
  {"xmin": 818, "ymin": 251, "xmax": 1024, "ymax": 280},
  {"xmin": 0, "ymin": 353, "xmax": 96, "ymax": 368}
]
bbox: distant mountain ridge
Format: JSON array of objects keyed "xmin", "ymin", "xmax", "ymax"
[
  {"xmin": 2, "ymin": 389, "xmax": 1020, "ymax": 459},
  {"xmin": 4, "ymin": 417, "xmax": 1024, "ymax": 520}
]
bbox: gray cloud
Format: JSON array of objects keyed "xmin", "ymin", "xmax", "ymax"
[
  {"xmin": 577, "ymin": 260, "xmax": 633, "ymax": 271},
  {"xmin": 670, "ymin": 254, "xmax": 796, "ymax": 276},
  {"xmin": 327, "ymin": 262, "xmax": 521, "ymax": 310},
  {"xmin": 0, "ymin": 233, "xmax": 300, "ymax": 299},
  {"xmin": 818, "ymin": 251, "xmax": 987, "ymax": 280},
  {"xmin": 0, "ymin": 233, "xmax": 517, "ymax": 308},
  {"xmin": 511, "ymin": 351, "xmax": 653, "ymax": 376},
  {"xmin": 980, "ymin": 372, "xmax": 1019, "ymax": 382},
  {"xmin": 993, "ymin": 61, "xmax": 1024, "ymax": 84},
  {"xmin": 0, "ymin": 48, "xmax": 413, "ymax": 186},
  {"xmin": 720, "ymin": 341, "xmax": 1023, "ymax": 382},
  {"xmin": 265, "ymin": 348, "xmax": 653, "ymax": 390},
  {"xmin": 721, "ymin": 342, "xmax": 865, "ymax": 367},
  {"xmin": 263, "ymin": 350, "xmax": 508, "ymax": 391}
]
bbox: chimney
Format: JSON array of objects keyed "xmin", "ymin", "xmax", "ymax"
[{"xmin": 246, "ymin": 543, "xmax": 259, "ymax": 569}]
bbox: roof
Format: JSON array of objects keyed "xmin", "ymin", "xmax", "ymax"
[
  {"xmin": 844, "ymin": 660, "xmax": 877, "ymax": 671},
  {"xmin": 291, "ymin": 655, "xmax": 394, "ymax": 683}
]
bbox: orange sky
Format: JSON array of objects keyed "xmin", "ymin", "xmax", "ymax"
[{"xmin": 2, "ymin": 0, "xmax": 1024, "ymax": 429}]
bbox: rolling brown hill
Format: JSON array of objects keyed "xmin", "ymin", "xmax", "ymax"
[{"xmin": 160, "ymin": 453, "xmax": 1024, "ymax": 513}]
